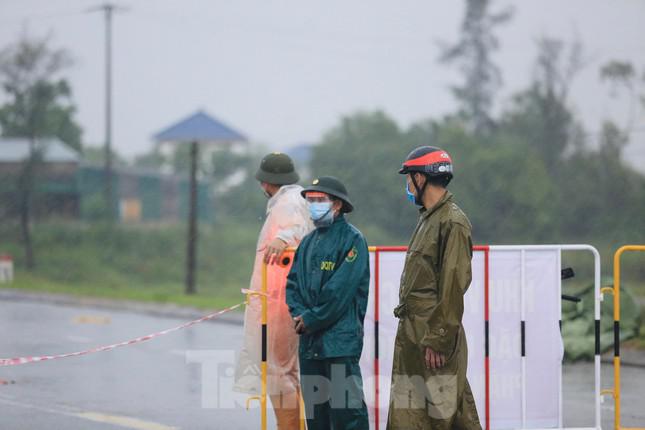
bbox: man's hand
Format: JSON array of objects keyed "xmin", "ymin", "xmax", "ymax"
[
  {"xmin": 293, "ymin": 315, "xmax": 306, "ymax": 334},
  {"xmin": 263, "ymin": 238, "xmax": 287, "ymax": 265},
  {"xmin": 425, "ymin": 347, "xmax": 446, "ymax": 370}
]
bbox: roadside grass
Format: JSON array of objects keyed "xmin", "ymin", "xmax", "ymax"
[
  {"xmin": 0, "ymin": 220, "xmax": 261, "ymax": 311},
  {"xmin": 0, "ymin": 218, "xmax": 404, "ymax": 312}
]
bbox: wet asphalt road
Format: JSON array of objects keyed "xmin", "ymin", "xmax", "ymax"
[
  {"xmin": 0, "ymin": 299, "xmax": 271, "ymax": 430},
  {"xmin": 1, "ymin": 299, "xmax": 643, "ymax": 430}
]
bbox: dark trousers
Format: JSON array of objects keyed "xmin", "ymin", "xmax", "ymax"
[{"xmin": 299, "ymin": 356, "xmax": 369, "ymax": 430}]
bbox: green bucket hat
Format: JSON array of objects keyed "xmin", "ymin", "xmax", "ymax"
[
  {"xmin": 301, "ymin": 176, "xmax": 354, "ymax": 213},
  {"xmin": 255, "ymin": 152, "xmax": 299, "ymax": 185}
]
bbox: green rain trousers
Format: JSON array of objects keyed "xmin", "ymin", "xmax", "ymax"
[{"xmin": 300, "ymin": 356, "xmax": 369, "ymax": 430}]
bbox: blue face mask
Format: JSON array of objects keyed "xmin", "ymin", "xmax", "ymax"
[
  {"xmin": 406, "ymin": 182, "xmax": 417, "ymax": 204},
  {"xmin": 309, "ymin": 202, "xmax": 334, "ymax": 227}
]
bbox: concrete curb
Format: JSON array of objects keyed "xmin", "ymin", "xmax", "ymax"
[{"xmin": 0, "ymin": 288, "xmax": 244, "ymax": 326}]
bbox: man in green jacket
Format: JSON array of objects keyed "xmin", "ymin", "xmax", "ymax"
[
  {"xmin": 286, "ymin": 176, "xmax": 370, "ymax": 430},
  {"xmin": 387, "ymin": 146, "xmax": 481, "ymax": 430}
]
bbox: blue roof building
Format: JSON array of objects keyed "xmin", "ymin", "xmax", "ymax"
[{"xmin": 154, "ymin": 110, "xmax": 247, "ymax": 144}]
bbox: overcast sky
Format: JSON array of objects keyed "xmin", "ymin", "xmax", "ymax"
[{"xmin": 1, "ymin": 0, "xmax": 644, "ymax": 165}]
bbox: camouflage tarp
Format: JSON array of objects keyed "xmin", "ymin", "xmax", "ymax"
[{"xmin": 562, "ymin": 280, "xmax": 641, "ymax": 361}]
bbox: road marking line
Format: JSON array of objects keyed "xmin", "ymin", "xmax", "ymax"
[
  {"xmin": 73, "ymin": 315, "xmax": 112, "ymax": 325},
  {"xmin": 76, "ymin": 412, "xmax": 178, "ymax": 430},
  {"xmin": 0, "ymin": 395, "xmax": 178, "ymax": 429}
]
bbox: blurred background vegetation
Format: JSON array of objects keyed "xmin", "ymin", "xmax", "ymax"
[{"xmin": 1, "ymin": 0, "xmax": 643, "ymax": 341}]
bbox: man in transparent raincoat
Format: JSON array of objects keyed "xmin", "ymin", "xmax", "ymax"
[{"xmin": 234, "ymin": 152, "xmax": 314, "ymax": 429}]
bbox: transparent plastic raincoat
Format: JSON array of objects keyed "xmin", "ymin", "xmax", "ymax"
[{"xmin": 234, "ymin": 184, "xmax": 314, "ymax": 396}]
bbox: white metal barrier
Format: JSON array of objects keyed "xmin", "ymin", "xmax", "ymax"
[{"xmin": 360, "ymin": 245, "xmax": 601, "ymax": 430}]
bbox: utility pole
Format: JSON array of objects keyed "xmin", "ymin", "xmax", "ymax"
[
  {"xmin": 87, "ymin": 3, "xmax": 126, "ymax": 221},
  {"xmin": 185, "ymin": 141, "xmax": 198, "ymax": 295}
]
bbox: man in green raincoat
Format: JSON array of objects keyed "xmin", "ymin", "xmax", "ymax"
[
  {"xmin": 387, "ymin": 146, "xmax": 481, "ymax": 430},
  {"xmin": 286, "ymin": 176, "xmax": 370, "ymax": 430}
]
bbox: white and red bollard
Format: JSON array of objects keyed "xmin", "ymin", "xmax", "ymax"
[{"xmin": 0, "ymin": 255, "xmax": 13, "ymax": 283}]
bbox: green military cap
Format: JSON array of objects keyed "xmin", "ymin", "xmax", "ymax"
[
  {"xmin": 255, "ymin": 152, "xmax": 299, "ymax": 185},
  {"xmin": 301, "ymin": 176, "xmax": 354, "ymax": 213}
]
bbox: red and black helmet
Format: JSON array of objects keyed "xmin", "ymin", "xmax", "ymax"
[{"xmin": 398, "ymin": 146, "xmax": 453, "ymax": 178}]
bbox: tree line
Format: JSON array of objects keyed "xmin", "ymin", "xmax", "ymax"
[{"xmin": 2, "ymin": 1, "xmax": 644, "ymax": 278}]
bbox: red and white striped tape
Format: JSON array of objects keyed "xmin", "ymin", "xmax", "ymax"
[{"xmin": 0, "ymin": 302, "xmax": 244, "ymax": 367}]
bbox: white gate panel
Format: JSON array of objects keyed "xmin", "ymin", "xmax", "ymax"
[
  {"xmin": 524, "ymin": 250, "xmax": 562, "ymax": 428},
  {"xmin": 353, "ymin": 245, "xmax": 600, "ymax": 430},
  {"xmin": 489, "ymin": 250, "xmax": 523, "ymax": 429}
]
